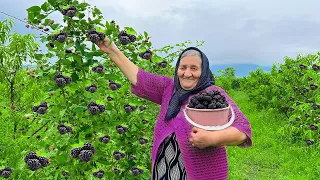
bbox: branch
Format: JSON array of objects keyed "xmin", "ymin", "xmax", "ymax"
[{"xmin": 28, "ymin": 121, "xmax": 50, "ymax": 139}]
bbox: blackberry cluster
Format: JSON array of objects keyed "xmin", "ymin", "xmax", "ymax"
[
  {"xmin": 306, "ymin": 139, "xmax": 314, "ymax": 146},
  {"xmin": 70, "ymin": 142, "xmax": 95, "ymax": 162},
  {"xmin": 312, "ymin": 64, "xmax": 320, "ymax": 71},
  {"xmin": 93, "ymin": 170, "xmax": 104, "ymax": 179},
  {"xmin": 117, "ymin": 30, "xmax": 136, "ymax": 45},
  {"xmin": 107, "ymin": 96, "xmax": 114, "ymax": 101},
  {"xmin": 139, "ymin": 106, "xmax": 147, "ymax": 111},
  {"xmin": 124, "ymin": 104, "xmax": 136, "ymax": 113},
  {"xmin": 32, "ymin": 102, "xmax": 48, "ymax": 114},
  {"xmin": 131, "ymin": 166, "xmax": 144, "ymax": 176},
  {"xmin": 54, "ymin": 72, "xmax": 72, "ymax": 87},
  {"xmin": 92, "ymin": 64, "xmax": 105, "ymax": 73},
  {"xmin": 138, "ymin": 49, "xmax": 152, "ymax": 60},
  {"xmin": 188, "ymin": 90, "xmax": 229, "ymax": 109},
  {"xmin": 61, "ymin": 6, "xmax": 77, "ymax": 17},
  {"xmin": 87, "ymin": 101, "xmax": 106, "ymax": 115},
  {"xmin": 158, "ymin": 61, "xmax": 167, "ymax": 68},
  {"xmin": 139, "ymin": 137, "xmax": 148, "ymax": 145},
  {"xmin": 52, "ymin": 30, "xmax": 67, "ymax": 43},
  {"xmin": 85, "ymin": 83, "xmax": 97, "ymax": 93},
  {"xmin": 310, "ymin": 83, "xmax": 318, "ymax": 90},
  {"xmin": 24, "ymin": 151, "xmax": 49, "ymax": 171},
  {"xmin": 99, "ymin": 134, "xmax": 110, "ymax": 144},
  {"xmin": 116, "ymin": 124, "xmax": 128, "ymax": 134},
  {"xmin": 142, "ymin": 119, "xmax": 149, "ymax": 124},
  {"xmin": 57, "ymin": 123, "xmax": 72, "ymax": 134},
  {"xmin": 310, "ymin": 124, "xmax": 318, "ymax": 130},
  {"xmin": 109, "ymin": 80, "xmax": 121, "ymax": 91},
  {"xmin": 62, "ymin": 170, "xmax": 69, "ymax": 176},
  {"xmin": 129, "ymin": 155, "xmax": 136, "ymax": 161},
  {"xmin": 0, "ymin": 166, "xmax": 12, "ymax": 178},
  {"xmin": 113, "ymin": 150, "xmax": 125, "ymax": 160},
  {"xmin": 86, "ymin": 29, "xmax": 106, "ymax": 43}
]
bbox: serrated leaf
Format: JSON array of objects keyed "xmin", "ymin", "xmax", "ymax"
[
  {"xmin": 27, "ymin": 6, "xmax": 41, "ymax": 13},
  {"xmin": 124, "ymin": 27, "xmax": 136, "ymax": 35}
]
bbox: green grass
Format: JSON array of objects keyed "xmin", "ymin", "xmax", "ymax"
[{"xmin": 226, "ymin": 91, "xmax": 320, "ymax": 180}]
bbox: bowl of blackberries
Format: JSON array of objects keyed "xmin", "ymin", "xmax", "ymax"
[{"xmin": 184, "ymin": 90, "xmax": 234, "ymax": 130}]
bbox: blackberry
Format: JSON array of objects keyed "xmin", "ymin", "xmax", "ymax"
[
  {"xmin": 158, "ymin": 61, "xmax": 167, "ymax": 68},
  {"xmin": 139, "ymin": 137, "xmax": 148, "ymax": 144},
  {"xmin": 97, "ymin": 32, "xmax": 105, "ymax": 40},
  {"xmin": 71, "ymin": 147, "xmax": 81, "ymax": 158},
  {"xmin": 128, "ymin": 34, "xmax": 136, "ymax": 42},
  {"xmin": 56, "ymin": 35, "xmax": 66, "ymax": 43},
  {"xmin": 99, "ymin": 135, "xmax": 110, "ymax": 143},
  {"xmin": 89, "ymin": 106, "xmax": 100, "ymax": 115},
  {"xmin": 64, "ymin": 76, "xmax": 72, "ymax": 84},
  {"xmin": 107, "ymin": 96, "xmax": 114, "ymax": 101},
  {"xmin": 82, "ymin": 142, "xmax": 95, "ymax": 154},
  {"xmin": 32, "ymin": 106, "xmax": 39, "ymax": 112},
  {"xmin": 49, "ymin": 42, "xmax": 54, "ymax": 48},
  {"xmin": 56, "ymin": 77, "xmax": 67, "ymax": 86},
  {"xmin": 37, "ymin": 107, "xmax": 47, "ymax": 114},
  {"xmin": 119, "ymin": 36, "xmax": 131, "ymax": 45},
  {"xmin": 87, "ymin": 101, "xmax": 97, "ymax": 108},
  {"xmin": 1, "ymin": 170, "xmax": 11, "ymax": 178},
  {"xmin": 98, "ymin": 104, "xmax": 106, "ymax": 112},
  {"xmin": 110, "ymin": 83, "xmax": 118, "ymax": 91},
  {"xmin": 129, "ymin": 155, "xmax": 136, "ymax": 161},
  {"xmin": 65, "ymin": 49, "xmax": 72, "ymax": 53},
  {"xmin": 142, "ymin": 53, "xmax": 151, "ymax": 60},
  {"xmin": 54, "ymin": 72, "xmax": 63, "ymax": 80},
  {"xmin": 87, "ymin": 29, "xmax": 105, "ymax": 43},
  {"xmin": 24, "ymin": 151, "xmax": 38, "ymax": 163},
  {"xmin": 139, "ymin": 106, "xmax": 147, "ymax": 111},
  {"xmin": 58, "ymin": 126, "xmax": 66, "ymax": 133},
  {"xmin": 131, "ymin": 167, "xmax": 144, "ymax": 176},
  {"xmin": 142, "ymin": 119, "xmax": 148, "ymax": 124},
  {"xmin": 62, "ymin": 170, "xmax": 69, "ymax": 176},
  {"xmin": 66, "ymin": 10, "xmax": 76, "ymax": 17},
  {"xmin": 26, "ymin": 159, "xmax": 42, "ymax": 171},
  {"xmin": 79, "ymin": 150, "xmax": 93, "ymax": 162},
  {"xmin": 92, "ymin": 64, "xmax": 105, "ymax": 73},
  {"xmin": 38, "ymin": 156, "xmax": 49, "ymax": 167},
  {"xmin": 93, "ymin": 170, "xmax": 104, "ymax": 179},
  {"xmin": 89, "ymin": 34, "xmax": 100, "ymax": 43},
  {"xmin": 40, "ymin": 102, "xmax": 48, "ymax": 108},
  {"xmin": 119, "ymin": 30, "xmax": 128, "ymax": 36},
  {"xmin": 88, "ymin": 86, "xmax": 97, "ymax": 93},
  {"xmin": 114, "ymin": 168, "xmax": 120, "ymax": 174}
]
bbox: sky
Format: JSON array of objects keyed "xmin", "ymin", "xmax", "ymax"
[{"xmin": 1, "ymin": 0, "xmax": 320, "ymax": 76}]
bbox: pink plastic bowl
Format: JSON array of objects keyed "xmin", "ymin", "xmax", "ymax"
[{"xmin": 185, "ymin": 105, "xmax": 231, "ymax": 126}]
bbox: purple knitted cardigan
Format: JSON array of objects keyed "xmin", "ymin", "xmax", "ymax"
[{"xmin": 131, "ymin": 68, "xmax": 253, "ymax": 180}]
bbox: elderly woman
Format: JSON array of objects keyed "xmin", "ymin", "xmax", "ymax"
[{"xmin": 96, "ymin": 37, "xmax": 252, "ymax": 180}]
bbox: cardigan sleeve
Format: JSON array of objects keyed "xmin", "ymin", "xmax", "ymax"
[
  {"xmin": 215, "ymin": 86, "xmax": 253, "ymax": 148},
  {"xmin": 130, "ymin": 68, "xmax": 173, "ymax": 105}
]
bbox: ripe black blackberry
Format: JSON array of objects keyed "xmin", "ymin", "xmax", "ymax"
[
  {"xmin": 57, "ymin": 123, "xmax": 72, "ymax": 134},
  {"xmin": 86, "ymin": 29, "xmax": 106, "ymax": 43},
  {"xmin": 92, "ymin": 64, "xmax": 105, "ymax": 73},
  {"xmin": 24, "ymin": 152, "xmax": 49, "ymax": 171},
  {"xmin": 117, "ymin": 30, "xmax": 136, "ymax": 45},
  {"xmin": 71, "ymin": 147, "xmax": 81, "ymax": 158},
  {"xmin": 124, "ymin": 104, "xmax": 136, "ymax": 113},
  {"xmin": 113, "ymin": 151, "xmax": 125, "ymax": 160},
  {"xmin": 93, "ymin": 170, "xmax": 104, "ymax": 179},
  {"xmin": 32, "ymin": 102, "xmax": 48, "ymax": 114},
  {"xmin": 49, "ymin": 42, "xmax": 54, "ymax": 48},
  {"xmin": 61, "ymin": 6, "xmax": 77, "ymax": 17},
  {"xmin": 52, "ymin": 30, "xmax": 67, "ymax": 43},
  {"xmin": 38, "ymin": 156, "xmax": 49, "ymax": 167},
  {"xmin": 82, "ymin": 142, "xmax": 96, "ymax": 154},
  {"xmin": 131, "ymin": 166, "xmax": 144, "ymax": 176},
  {"xmin": 62, "ymin": 170, "xmax": 69, "ymax": 176},
  {"xmin": 99, "ymin": 135, "xmax": 110, "ymax": 143},
  {"xmin": 139, "ymin": 49, "xmax": 152, "ymax": 60},
  {"xmin": 85, "ymin": 84, "xmax": 97, "ymax": 93},
  {"xmin": 0, "ymin": 166, "xmax": 12, "ymax": 178},
  {"xmin": 78, "ymin": 150, "xmax": 93, "ymax": 162},
  {"xmin": 139, "ymin": 137, "xmax": 148, "ymax": 145},
  {"xmin": 158, "ymin": 61, "xmax": 167, "ymax": 68}
]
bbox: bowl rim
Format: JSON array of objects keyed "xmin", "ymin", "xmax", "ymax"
[{"xmin": 185, "ymin": 104, "xmax": 230, "ymax": 112}]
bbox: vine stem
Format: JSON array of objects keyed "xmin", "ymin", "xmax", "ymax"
[{"xmin": 28, "ymin": 120, "xmax": 50, "ymax": 139}]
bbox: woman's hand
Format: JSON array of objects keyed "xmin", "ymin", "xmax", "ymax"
[
  {"xmin": 189, "ymin": 127, "xmax": 218, "ymax": 149},
  {"xmin": 96, "ymin": 37, "xmax": 118, "ymax": 55}
]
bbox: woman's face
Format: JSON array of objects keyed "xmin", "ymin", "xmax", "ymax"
[{"xmin": 177, "ymin": 55, "xmax": 202, "ymax": 90}]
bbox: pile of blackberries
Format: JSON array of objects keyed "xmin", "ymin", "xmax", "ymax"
[
  {"xmin": 87, "ymin": 101, "xmax": 106, "ymax": 115},
  {"xmin": 71, "ymin": 143, "xmax": 95, "ymax": 162},
  {"xmin": 57, "ymin": 123, "xmax": 72, "ymax": 134},
  {"xmin": 32, "ymin": 102, "xmax": 48, "ymax": 114},
  {"xmin": 131, "ymin": 166, "xmax": 144, "ymax": 176},
  {"xmin": 139, "ymin": 49, "xmax": 152, "ymax": 60},
  {"xmin": 99, "ymin": 134, "xmax": 110, "ymax": 144},
  {"xmin": 93, "ymin": 169, "xmax": 104, "ymax": 179},
  {"xmin": 109, "ymin": 80, "xmax": 121, "ymax": 91},
  {"xmin": 188, "ymin": 90, "xmax": 229, "ymax": 109},
  {"xmin": 117, "ymin": 30, "xmax": 136, "ymax": 45},
  {"xmin": 61, "ymin": 6, "xmax": 77, "ymax": 17},
  {"xmin": 124, "ymin": 104, "xmax": 136, "ymax": 113},
  {"xmin": 24, "ymin": 151, "xmax": 49, "ymax": 171},
  {"xmin": 0, "ymin": 166, "xmax": 12, "ymax": 178},
  {"xmin": 116, "ymin": 124, "xmax": 128, "ymax": 134},
  {"xmin": 52, "ymin": 30, "xmax": 67, "ymax": 43},
  {"xmin": 92, "ymin": 64, "xmax": 105, "ymax": 73},
  {"xmin": 86, "ymin": 29, "xmax": 106, "ymax": 43},
  {"xmin": 113, "ymin": 150, "xmax": 126, "ymax": 160},
  {"xmin": 54, "ymin": 72, "xmax": 72, "ymax": 87},
  {"xmin": 85, "ymin": 83, "xmax": 97, "ymax": 93}
]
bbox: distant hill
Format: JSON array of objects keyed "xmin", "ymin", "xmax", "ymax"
[{"xmin": 210, "ymin": 64, "xmax": 273, "ymax": 77}]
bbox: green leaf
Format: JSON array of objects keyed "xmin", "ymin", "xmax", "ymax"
[
  {"xmin": 41, "ymin": 2, "xmax": 50, "ymax": 12},
  {"xmin": 93, "ymin": 7, "xmax": 102, "ymax": 17},
  {"xmin": 55, "ymin": 153, "xmax": 68, "ymax": 164},
  {"xmin": 125, "ymin": 27, "xmax": 136, "ymax": 35},
  {"xmin": 27, "ymin": 6, "xmax": 41, "ymax": 13}
]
